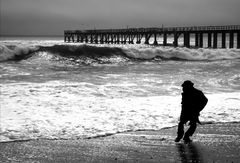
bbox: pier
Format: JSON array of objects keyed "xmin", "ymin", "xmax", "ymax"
[{"xmin": 64, "ymin": 25, "xmax": 240, "ymax": 48}]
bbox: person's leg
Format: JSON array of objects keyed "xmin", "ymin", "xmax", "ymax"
[
  {"xmin": 183, "ymin": 121, "xmax": 197, "ymax": 142},
  {"xmin": 175, "ymin": 121, "xmax": 185, "ymax": 142}
]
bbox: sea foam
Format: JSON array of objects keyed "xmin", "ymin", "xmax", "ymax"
[{"xmin": 0, "ymin": 80, "xmax": 239, "ymax": 142}]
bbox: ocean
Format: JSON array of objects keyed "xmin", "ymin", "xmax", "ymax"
[{"xmin": 0, "ymin": 37, "xmax": 240, "ymax": 142}]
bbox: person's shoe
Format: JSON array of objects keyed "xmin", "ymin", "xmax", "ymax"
[
  {"xmin": 174, "ymin": 136, "xmax": 182, "ymax": 142},
  {"xmin": 183, "ymin": 137, "xmax": 192, "ymax": 143}
]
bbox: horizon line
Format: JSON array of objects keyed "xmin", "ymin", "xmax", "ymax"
[{"xmin": 0, "ymin": 34, "xmax": 63, "ymax": 37}]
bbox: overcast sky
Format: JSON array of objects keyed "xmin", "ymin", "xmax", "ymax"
[{"xmin": 1, "ymin": 0, "xmax": 240, "ymax": 35}]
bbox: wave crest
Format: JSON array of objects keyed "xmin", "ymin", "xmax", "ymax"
[
  {"xmin": 0, "ymin": 44, "xmax": 40, "ymax": 61},
  {"xmin": 1, "ymin": 43, "xmax": 240, "ymax": 63}
]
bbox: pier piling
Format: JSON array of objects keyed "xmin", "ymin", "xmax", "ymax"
[
  {"xmin": 184, "ymin": 32, "xmax": 190, "ymax": 47},
  {"xmin": 229, "ymin": 32, "xmax": 234, "ymax": 48},
  {"xmin": 195, "ymin": 33, "xmax": 199, "ymax": 47},
  {"xmin": 163, "ymin": 33, "xmax": 167, "ymax": 46},
  {"xmin": 174, "ymin": 33, "xmax": 178, "ymax": 47},
  {"xmin": 154, "ymin": 33, "xmax": 158, "ymax": 45},
  {"xmin": 213, "ymin": 32, "xmax": 218, "ymax": 48},
  {"xmin": 222, "ymin": 32, "xmax": 226, "ymax": 48},
  {"xmin": 208, "ymin": 33, "xmax": 212, "ymax": 48},
  {"xmin": 238, "ymin": 32, "xmax": 240, "ymax": 49},
  {"xmin": 199, "ymin": 33, "xmax": 203, "ymax": 48}
]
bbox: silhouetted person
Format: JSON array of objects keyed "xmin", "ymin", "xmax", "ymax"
[{"xmin": 175, "ymin": 80, "xmax": 208, "ymax": 143}]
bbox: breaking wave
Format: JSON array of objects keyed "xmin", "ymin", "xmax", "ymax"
[{"xmin": 1, "ymin": 43, "xmax": 240, "ymax": 63}]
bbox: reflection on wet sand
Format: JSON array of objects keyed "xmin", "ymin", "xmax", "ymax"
[{"xmin": 176, "ymin": 143, "xmax": 204, "ymax": 163}]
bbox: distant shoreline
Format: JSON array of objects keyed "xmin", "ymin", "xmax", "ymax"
[{"xmin": 0, "ymin": 35, "xmax": 63, "ymax": 38}]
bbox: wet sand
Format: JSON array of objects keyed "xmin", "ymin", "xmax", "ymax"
[{"xmin": 0, "ymin": 122, "xmax": 239, "ymax": 163}]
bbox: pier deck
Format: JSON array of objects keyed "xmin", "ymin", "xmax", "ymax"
[{"xmin": 64, "ymin": 25, "xmax": 240, "ymax": 48}]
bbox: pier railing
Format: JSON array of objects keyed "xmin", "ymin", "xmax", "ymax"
[{"xmin": 65, "ymin": 25, "xmax": 240, "ymax": 33}]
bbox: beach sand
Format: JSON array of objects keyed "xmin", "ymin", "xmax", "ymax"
[{"xmin": 0, "ymin": 122, "xmax": 239, "ymax": 163}]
